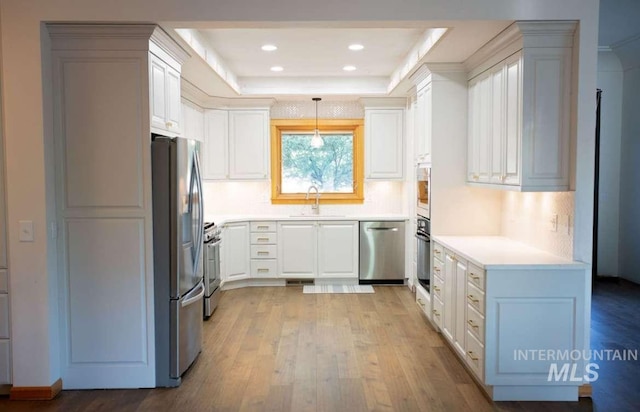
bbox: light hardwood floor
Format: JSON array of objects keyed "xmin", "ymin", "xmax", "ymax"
[{"xmin": 0, "ymin": 286, "xmax": 597, "ymax": 411}]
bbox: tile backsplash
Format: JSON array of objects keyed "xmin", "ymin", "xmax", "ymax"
[
  {"xmin": 203, "ymin": 180, "xmax": 406, "ymax": 217},
  {"xmin": 500, "ymin": 191, "xmax": 575, "ymax": 259}
]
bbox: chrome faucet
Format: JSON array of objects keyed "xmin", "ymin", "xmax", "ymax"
[{"xmin": 305, "ymin": 185, "xmax": 321, "ymax": 214}]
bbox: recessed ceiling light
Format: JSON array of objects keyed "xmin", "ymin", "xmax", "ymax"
[
  {"xmin": 261, "ymin": 44, "xmax": 278, "ymax": 51},
  {"xmin": 343, "ymin": 65, "xmax": 357, "ymax": 72},
  {"xmin": 270, "ymin": 66, "xmax": 284, "ymax": 72},
  {"xmin": 348, "ymin": 44, "xmax": 364, "ymax": 51}
]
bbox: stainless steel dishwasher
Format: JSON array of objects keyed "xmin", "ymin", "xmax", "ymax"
[{"xmin": 359, "ymin": 221, "xmax": 406, "ymax": 284}]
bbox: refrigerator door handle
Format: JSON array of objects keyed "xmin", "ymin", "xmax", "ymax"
[
  {"xmin": 181, "ymin": 281, "xmax": 205, "ymax": 308},
  {"xmin": 192, "ymin": 151, "xmax": 205, "ymax": 272}
]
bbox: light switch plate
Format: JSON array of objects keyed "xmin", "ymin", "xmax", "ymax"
[
  {"xmin": 548, "ymin": 214, "xmax": 558, "ymax": 232},
  {"xmin": 19, "ymin": 220, "xmax": 34, "ymax": 242}
]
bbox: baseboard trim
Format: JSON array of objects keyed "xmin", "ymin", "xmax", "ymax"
[
  {"xmin": 579, "ymin": 384, "xmax": 592, "ymax": 398},
  {"xmin": 10, "ymin": 378, "xmax": 62, "ymax": 401}
]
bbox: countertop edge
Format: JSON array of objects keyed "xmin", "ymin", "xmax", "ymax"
[{"xmin": 210, "ymin": 215, "xmax": 411, "ymax": 226}]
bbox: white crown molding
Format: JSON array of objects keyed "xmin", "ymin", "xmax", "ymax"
[
  {"xmin": 150, "ymin": 26, "xmax": 190, "ymax": 65},
  {"xmin": 425, "ymin": 63, "xmax": 467, "ymax": 73},
  {"xmin": 516, "ymin": 21, "xmax": 577, "ymax": 48},
  {"xmin": 463, "ymin": 22, "xmax": 522, "ymax": 76},
  {"xmin": 408, "ymin": 64, "xmax": 432, "ymax": 87},
  {"xmin": 47, "ymin": 23, "xmax": 156, "ymax": 50},
  {"xmin": 598, "ymin": 46, "xmax": 613, "ymax": 53},
  {"xmin": 181, "ymin": 78, "xmax": 274, "ymax": 109}
]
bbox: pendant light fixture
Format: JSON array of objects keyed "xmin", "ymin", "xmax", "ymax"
[{"xmin": 311, "ymin": 97, "xmax": 324, "ymax": 148}]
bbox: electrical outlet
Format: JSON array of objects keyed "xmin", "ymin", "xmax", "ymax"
[{"xmin": 548, "ymin": 214, "xmax": 558, "ymax": 232}]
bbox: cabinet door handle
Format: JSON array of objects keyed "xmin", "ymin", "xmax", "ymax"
[
  {"xmin": 467, "ymin": 351, "xmax": 479, "ymax": 361},
  {"xmin": 166, "ymin": 121, "xmax": 173, "ymax": 128},
  {"xmin": 467, "ymin": 294, "xmax": 480, "ymax": 303},
  {"xmin": 467, "ymin": 319, "xmax": 479, "ymax": 329}
]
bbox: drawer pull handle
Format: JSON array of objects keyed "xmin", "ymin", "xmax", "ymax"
[
  {"xmin": 434, "ymin": 250, "xmax": 441, "ymax": 255},
  {"xmin": 467, "ymin": 319, "xmax": 479, "ymax": 329},
  {"xmin": 469, "ymin": 273, "xmax": 480, "ymax": 281},
  {"xmin": 166, "ymin": 121, "xmax": 173, "ymax": 127},
  {"xmin": 417, "ymin": 298, "xmax": 425, "ymax": 307},
  {"xmin": 432, "ymin": 310, "xmax": 440, "ymax": 317},
  {"xmin": 257, "ymin": 237, "xmax": 269, "ymax": 241},
  {"xmin": 467, "ymin": 351, "xmax": 479, "ymax": 361},
  {"xmin": 257, "ymin": 251, "xmax": 269, "ymax": 255},
  {"xmin": 257, "ymin": 225, "xmax": 269, "ymax": 229},
  {"xmin": 257, "ymin": 268, "xmax": 269, "ymax": 273},
  {"xmin": 433, "ymin": 286, "xmax": 441, "ymax": 293},
  {"xmin": 467, "ymin": 295, "xmax": 479, "ymax": 303},
  {"xmin": 434, "ymin": 267, "xmax": 441, "ymax": 273}
]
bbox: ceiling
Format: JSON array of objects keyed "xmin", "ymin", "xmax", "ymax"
[{"xmin": 173, "ymin": 21, "xmax": 513, "ymax": 98}]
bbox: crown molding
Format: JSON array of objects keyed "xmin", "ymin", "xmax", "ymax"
[
  {"xmin": 47, "ymin": 23, "xmax": 156, "ymax": 51},
  {"xmin": 408, "ymin": 64, "xmax": 432, "ymax": 88},
  {"xmin": 516, "ymin": 21, "xmax": 577, "ymax": 48},
  {"xmin": 598, "ymin": 46, "xmax": 613, "ymax": 53},
  {"xmin": 358, "ymin": 97, "xmax": 407, "ymax": 109},
  {"xmin": 181, "ymin": 79, "xmax": 275, "ymax": 109},
  {"xmin": 463, "ymin": 22, "xmax": 522, "ymax": 77},
  {"xmin": 610, "ymin": 32, "xmax": 640, "ymax": 51},
  {"xmin": 150, "ymin": 26, "xmax": 191, "ymax": 66},
  {"xmin": 425, "ymin": 63, "xmax": 467, "ymax": 73}
]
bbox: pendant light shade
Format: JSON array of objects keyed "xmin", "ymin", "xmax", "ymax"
[{"xmin": 311, "ymin": 97, "xmax": 324, "ymax": 148}]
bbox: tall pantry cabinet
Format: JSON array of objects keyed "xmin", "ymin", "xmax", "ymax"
[{"xmin": 48, "ymin": 24, "xmax": 189, "ymax": 389}]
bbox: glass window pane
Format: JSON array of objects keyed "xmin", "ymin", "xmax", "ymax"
[{"xmin": 281, "ymin": 133, "xmax": 354, "ymax": 193}]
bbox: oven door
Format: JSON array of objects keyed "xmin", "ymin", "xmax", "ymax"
[
  {"xmin": 204, "ymin": 238, "xmax": 221, "ymax": 297},
  {"xmin": 416, "ymin": 231, "xmax": 431, "ymax": 292}
]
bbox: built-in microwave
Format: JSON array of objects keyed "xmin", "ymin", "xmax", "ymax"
[{"xmin": 417, "ymin": 164, "xmax": 431, "ymax": 218}]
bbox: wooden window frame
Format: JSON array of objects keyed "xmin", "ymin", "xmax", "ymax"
[{"xmin": 270, "ymin": 118, "xmax": 364, "ymax": 204}]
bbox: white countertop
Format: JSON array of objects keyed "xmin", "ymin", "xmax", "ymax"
[
  {"xmin": 433, "ymin": 235, "xmax": 588, "ymax": 270},
  {"xmin": 207, "ymin": 214, "xmax": 410, "ymax": 225}
]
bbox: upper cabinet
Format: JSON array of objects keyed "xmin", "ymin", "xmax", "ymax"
[
  {"xmin": 149, "ymin": 53, "xmax": 182, "ymax": 136},
  {"xmin": 414, "ymin": 81, "xmax": 432, "ymax": 163},
  {"xmin": 202, "ymin": 108, "xmax": 270, "ymax": 180},
  {"xmin": 466, "ymin": 21, "xmax": 576, "ymax": 191},
  {"xmin": 365, "ymin": 108, "xmax": 404, "ymax": 180},
  {"xmin": 181, "ymin": 100, "xmax": 204, "ymax": 142}
]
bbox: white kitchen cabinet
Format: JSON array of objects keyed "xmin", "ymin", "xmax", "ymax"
[
  {"xmin": 228, "ymin": 110, "xmax": 270, "ymax": 179},
  {"xmin": 415, "ymin": 82, "xmax": 432, "ymax": 163},
  {"xmin": 222, "ymin": 222, "xmax": 250, "ymax": 281},
  {"xmin": 181, "ymin": 100, "xmax": 204, "ymax": 142},
  {"xmin": 203, "ymin": 109, "xmax": 229, "ymax": 179},
  {"xmin": 467, "ymin": 22, "xmax": 575, "ymax": 191},
  {"xmin": 149, "ymin": 53, "xmax": 182, "ymax": 136},
  {"xmin": 365, "ymin": 109, "xmax": 404, "ymax": 180},
  {"xmin": 317, "ymin": 221, "xmax": 358, "ymax": 278},
  {"xmin": 277, "ymin": 222, "xmax": 317, "ymax": 278},
  {"xmin": 202, "ymin": 109, "xmax": 269, "ymax": 180},
  {"xmin": 433, "ymin": 236, "xmax": 590, "ymax": 401},
  {"xmin": 0, "ymin": 340, "xmax": 10, "ymax": 386}
]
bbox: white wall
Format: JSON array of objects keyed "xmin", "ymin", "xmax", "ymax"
[
  {"xmin": 501, "ymin": 192, "xmax": 575, "ymax": 259},
  {"xmin": 615, "ymin": 37, "xmax": 640, "ymax": 284},
  {"xmin": 596, "ymin": 50, "xmax": 624, "ymax": 276},
  {"xmin": 0, "ymin": 0, "xmax": 599, "ymax": 387},
  {"xmin": 203, "ymin": 181, "xmax": 405, "ymax": 219}
]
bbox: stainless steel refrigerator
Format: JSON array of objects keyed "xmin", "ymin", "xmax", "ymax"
[{"xmin": 152, "ymin": 135, "xmax": 205, "ymax": 387}]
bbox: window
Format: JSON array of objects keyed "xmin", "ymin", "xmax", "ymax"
[{"xmin": 270, "ymin": 119, "xmax": 364, "ymax": 204}]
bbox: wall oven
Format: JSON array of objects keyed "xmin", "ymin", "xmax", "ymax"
[
  {"xmin": 417, "ymin": 164, "xmax": 431, "ymax": 219},
  {"xmin": 416, "ymin": 215, "xmax": 431, "ymax": 292}
]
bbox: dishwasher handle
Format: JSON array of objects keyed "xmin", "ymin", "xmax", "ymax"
[{"xmin": 367, "ymin": 227, "xmax": 399, "ymax": 232}]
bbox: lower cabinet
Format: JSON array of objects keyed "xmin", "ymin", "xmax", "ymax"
[
  {"xmin": 317, "ymin": 221, "xmax": 358, "ymax": 278},
  {"xmin": 222, "ymin": 222, "xmax": 249, "ymax": 281},
  {"xmin": 0, "ymin": 270, "xmax": 9, "ymax": 387},
  {"xmin": 431, "ymin": 238, "xmax": 590, "ymax": 401},
  {"xmin": 278, "ymin": 221, "xmax": 359, "ymax": 279}
]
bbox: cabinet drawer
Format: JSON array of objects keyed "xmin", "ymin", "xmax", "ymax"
[
  {"xmin": 466, "ymin": 331, "xmax": 484, "ymax": 381},
  {"xmin": 467, "ymin": 262, "xmax": 485, "ymax": 291},
  {"xmin": 431, "ymin": 275, "xmax": 444, "ymax": 301},
  {"xmin": 250, "ymin": 232, "xmax": 277, "ymax": 244},
  {"xmin": 250, "ymin": 259, "xmax": 277, "ymax": 278},
  {"xmin": 250, "ymin": 245, "xmax": 277, "ymax": 259},
  {"xmin": 466, "ymin": 282, "xmax": 485, "ymax": 316},
  {"xmin": 0, "ymin": 295, "xmax": 8, "ymax": 339},
  {"xmin": 432, "ymin": 295, "xmax": 444, "ymax": 328},
  {"xmin": 416, "ymin": 285, "xmax": 429, "ymax": 315},
  {"xmin": 433, "ymin": 257, "xmax": 444, "ymax": 281},
  {"xmin": 466, "ymin": 304, "xmax": 485, "ymax": 344},
  {"xmin": 0, "ymin": 270, "xmax": 6, "ymax": 293},
  {"xmin": 250, "ymin": 222, "xmax": 276, "ymax": 232},
  {"xmin": 0, "ymin": 340, "xmax": 9, "ymax": 385},
  {"xmin": 433, "ymin": 242, "xmax": 444, "ymax": 261}
]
